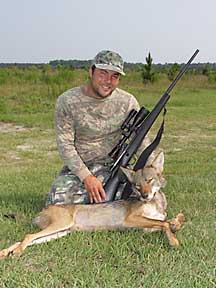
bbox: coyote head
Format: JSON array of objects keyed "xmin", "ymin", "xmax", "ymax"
[{"xmin": 121, "ymin": 151, "xmax": 166, "ymax": 201}]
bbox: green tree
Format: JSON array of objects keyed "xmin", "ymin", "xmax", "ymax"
[
  {"xmin": 142, "ymin": 52, "xmax": 155, "ymax": 83},
  {"xmin": 207, "ymin": 69, "xmax": 216, "ymax": 83},
  {"xmin": 167, "ymin": 63, "xmax": 180, "ymax": 81}
]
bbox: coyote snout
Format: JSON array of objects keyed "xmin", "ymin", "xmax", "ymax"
[
  {"xmin": 121, "ymin": 151, "xmax": 166, "ymax": 202},
  {"xmin": 0, "ymin": 151, "xmax": 184, "ymax": 260}
]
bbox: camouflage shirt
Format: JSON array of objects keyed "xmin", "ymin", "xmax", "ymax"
[{"xmin": 55, "ymin": 87, "xmax": 151, "ymax": 181}]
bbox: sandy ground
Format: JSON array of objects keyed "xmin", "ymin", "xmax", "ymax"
[{"xmin": 0, "ymin": 122, "xmax": 29, "ymax": 133}]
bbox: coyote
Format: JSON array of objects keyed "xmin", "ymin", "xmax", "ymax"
[{"xmin": 0, "ymin": 152, "xmax": 184, "ymax": 259}]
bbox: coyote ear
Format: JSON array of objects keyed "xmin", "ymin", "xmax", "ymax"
[
  {"xmin": 120, "ymin": 167, "xmax": 135, "ymax": 183},
  {"xmin": 151, "ymin": 151, "xmax": 164, "ymax": 174}
]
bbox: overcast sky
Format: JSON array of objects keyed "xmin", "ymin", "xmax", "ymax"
[{"xmin": 0, "ymin": 0, "xmax": 215, "ymax": 64}]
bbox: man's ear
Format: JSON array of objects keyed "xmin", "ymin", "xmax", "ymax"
[
  {"xmin": 89, "ymin": 67, "xmax": 93, "ymax": 78},
  {"xmin": 151, "ymin": 151, "xmax": 164, "ymax": 174},
  {"xmin": 120, "ymin": 167, "xmax": 135, "ymax": 183}
]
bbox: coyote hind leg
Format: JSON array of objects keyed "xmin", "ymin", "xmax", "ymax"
[
  {"xmin": 0, "ymin": 210, "xmax": 75, "ymax": 259},
  {"xmin": 11, "ymin": 219, "xmax": 74, "ymax": 256}
]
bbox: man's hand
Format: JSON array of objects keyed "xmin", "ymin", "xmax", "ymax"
[{"xmin": 83, "ymin": 175, "xmax": 106, "ymax": 203}]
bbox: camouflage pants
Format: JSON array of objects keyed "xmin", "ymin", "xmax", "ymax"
[{"xmin": 46, "ymin": 162, "xmax": 122, "ymax": 206}]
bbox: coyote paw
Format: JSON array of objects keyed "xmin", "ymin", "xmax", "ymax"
[
  {"xmin": 170, "ymin": 237, "xmax": 179, "ymax": 247},
  {"xmin": 0, "ymin": 242, "xmax": 21, "ymax": 260},
  {"xmin": 169, "ymin": 213, "xmax": 184, "ymax": 233},
  {"xmin": 0, "ymin": 248, "xmax": 10, "ymax": 260}
]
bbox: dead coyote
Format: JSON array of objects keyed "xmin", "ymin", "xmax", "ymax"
[{"xmin": 0, "ymin": 152, "xmax": 184, "ymax": 259}]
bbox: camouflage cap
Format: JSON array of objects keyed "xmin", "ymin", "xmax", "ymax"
[{"xmin": 92, "ymin": 50, "xmax": 125, "ymax": 76}]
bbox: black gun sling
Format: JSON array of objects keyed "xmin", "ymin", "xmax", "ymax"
[{"xmin": 121, "ymin": 109, "xmax": 166, "ymax": 199}]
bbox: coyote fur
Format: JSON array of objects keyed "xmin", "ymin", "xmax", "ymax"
[{"xmin": 0, "ymin": 152, "xmax": 184, "ymax": 259}]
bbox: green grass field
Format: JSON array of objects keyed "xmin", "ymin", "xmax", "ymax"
[{"xmin": 0, "ymin": 69, "xmax": 215, "ymax": 287}]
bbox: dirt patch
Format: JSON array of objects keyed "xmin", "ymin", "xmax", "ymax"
[
  {"xmin": 16, "ymin": 144, "xmax": 34, "ymax": 151},
  {"xmin": 0, "ymin": 122, "xmax": 29, "ymax": 133}
]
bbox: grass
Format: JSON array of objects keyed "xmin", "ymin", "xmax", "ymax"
[{"xmin": 0, "ymin": 69, "xmax": 216, "ymax": 287}]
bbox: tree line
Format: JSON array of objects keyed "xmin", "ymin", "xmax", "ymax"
[
  {"xmin": 1, "ymin": 53, "xmax": 216, "ymax": 84},
  {"xmin": 0, "ymin": 58, "xmax": 216, "ymax": 72}
]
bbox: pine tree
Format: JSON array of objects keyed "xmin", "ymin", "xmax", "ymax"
[{"xmin": 142, "ymin": 52, "xmax": 155, "ymax": 83}]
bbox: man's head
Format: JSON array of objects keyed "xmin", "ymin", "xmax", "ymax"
[
  {"xmin": 91, "ymin": 50, "xmax": 125, "ymax": 76},
  {"xmin": 87, "ymin": 50, "xmax": 125, "ymax": 99}
]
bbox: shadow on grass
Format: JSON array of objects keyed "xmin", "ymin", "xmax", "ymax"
[{"xmin": 0, "ymin": 191, "xmax": 45, "ymax": 217}]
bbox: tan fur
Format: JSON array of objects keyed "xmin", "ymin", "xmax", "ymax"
[{"xmin": 0, "ymin": 152, "xmax": 184, "ymax": 259}]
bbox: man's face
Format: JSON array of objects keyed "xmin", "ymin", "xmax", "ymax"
[{"xmin": 89, "ymin": 67, "xmax": 120, "ymax": 99}]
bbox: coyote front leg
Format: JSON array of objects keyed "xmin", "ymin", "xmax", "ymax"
[{"xmin": 124, "ymin": 213, "xmax": 184, "ymax": 247}]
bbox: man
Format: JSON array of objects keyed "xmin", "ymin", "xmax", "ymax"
[{"xmin": 46, "ymin": 50, "xmax": 151, "ymax": 205}]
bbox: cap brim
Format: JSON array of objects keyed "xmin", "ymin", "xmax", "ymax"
[{"xmin": 94, "ymin": 64, "xmax": 125, "ymax": 76}]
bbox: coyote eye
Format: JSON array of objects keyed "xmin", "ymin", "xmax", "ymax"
[
  {"xmin": 135, "ymin": 185, "xmax": 140, "ymax": 191},
  {"xmin": 147, "ymin": 178, "xmax": 153, "ymax": 184}
]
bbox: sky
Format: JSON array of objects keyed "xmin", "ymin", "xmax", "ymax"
[{"xmin": 0, "ymin": 0, "xmax": 215, "ymax": 64}]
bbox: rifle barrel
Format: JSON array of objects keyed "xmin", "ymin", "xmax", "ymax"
[{"xmin": 165, "ymin": 49, "xmax": 199, "ymax": 95}]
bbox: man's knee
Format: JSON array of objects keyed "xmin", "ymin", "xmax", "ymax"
[{"xmin": 46, "ymin": 171, "xmax": 86, "ymax": 205}]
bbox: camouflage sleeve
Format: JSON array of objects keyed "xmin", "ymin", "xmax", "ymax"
[{"xmin": 55, "ymin": 95, "xmax": 91, "ymax": 181}]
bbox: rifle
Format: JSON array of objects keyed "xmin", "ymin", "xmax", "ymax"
[{"xmin": 103, "ymin": 49, "xmax": 199, "ymax": 202}]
